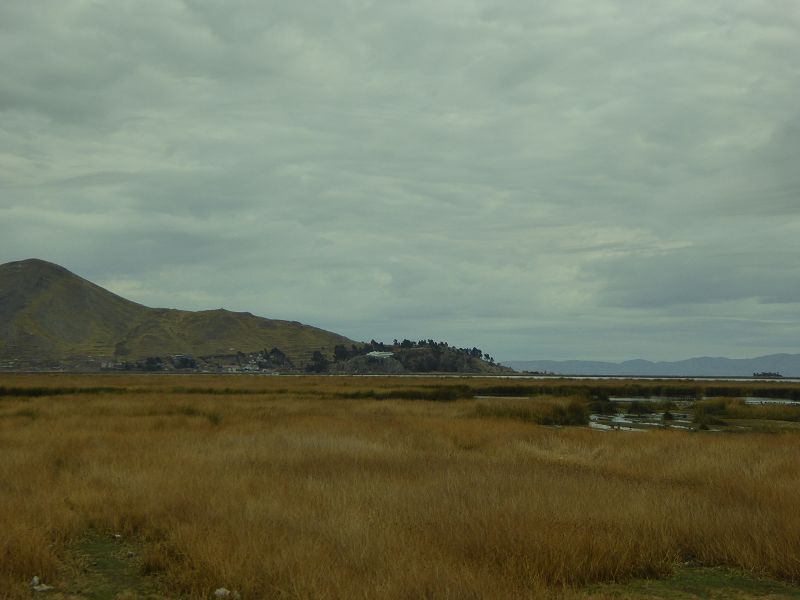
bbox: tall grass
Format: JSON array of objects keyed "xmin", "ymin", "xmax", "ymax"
[
  {"xmin": 473, "ymin": 396, "xmax": 589, "ymax": 425},
  {"xmin": 694, "ymin": 397, "xmax": 800, "ymax": 424},
  {"xmin": 0, "ymin": 375, "xmax": 799, "ymax": 598}
]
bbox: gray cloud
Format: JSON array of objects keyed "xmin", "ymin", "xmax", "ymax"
[{"xmin": 1, "ymin": 0, "xmax": 799, "ymax": 361}]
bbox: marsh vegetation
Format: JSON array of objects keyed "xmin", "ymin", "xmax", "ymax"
[{"xmin": 1, "ymin": 374, "xmax": 800, "ymax": 598}]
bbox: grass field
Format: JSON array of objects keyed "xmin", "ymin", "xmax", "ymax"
[{"xmin": 2, "ymin": 374, "xmax": 800, "ymax": 599}]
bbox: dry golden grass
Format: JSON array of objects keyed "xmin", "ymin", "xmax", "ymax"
[
  {"xmin": 472, "ymin": 395, "xmax": 588, "ymax": 425},
  {"xmin": 1, "ymin": 375, "xmax": 800, "ymax": 599}
]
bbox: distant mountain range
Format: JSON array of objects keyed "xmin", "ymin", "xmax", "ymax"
[
  {"xmin": 503, "ymin": 355, "xmax": 800, "ymax": 377},
  {"xmin": 0, "ymin": 258, "xmax": 353, "ymax": 367}
]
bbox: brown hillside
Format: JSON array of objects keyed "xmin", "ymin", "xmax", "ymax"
[{"xmin": 0, "ymin": 259, "xmax": 354, "ymax": 365}]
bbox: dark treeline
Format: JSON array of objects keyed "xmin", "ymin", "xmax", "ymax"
[
  {"xmin": 3, "ymin": 380, "xmax": 800, "ymax": 401},
  {"xmin": 0, "ymin": 386, "xmax": 120, "ymax": 397},
  {"xmin": 472, "ymin": 383, "xmax": 800, "ymax": 401},
  {"xmin": 313, "ymin": 339, "xmax": 497, "ymax": 374},
  {"xmin": 0, "ymin": 385, "xmax": 279, "ymax": 397},
  {"xmin": 330, "ymin": 339, "xmax": 493, "ymax": 361},
  {"xmin": 338, "ymin": 385, "xmax": 473, "ymax": 402}
]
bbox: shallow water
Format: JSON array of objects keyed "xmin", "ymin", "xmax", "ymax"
[
  {"xmin": 609, "ymin": 396, "xmax": 690, "ymax": 403},
  {"xmin": 744, "ymin": 397, "xmax": 800, "ymax": 405},
  {"xmin": 590, "ymin": 401, "xmax": 697, "ymax": 432}
]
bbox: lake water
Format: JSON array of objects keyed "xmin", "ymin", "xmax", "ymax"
[
  {"xmin": 744, "ymin": 397, "xmax": 800, "ymax": 405},
  {"xmin": 589, "ymin": 411, "xmax": 695, "ymax": 432},
  {"xmin": 591, "ymin": 396, "xmax": 799, "ymax": 432},
  {"xmin": 474, "ymin": 393, "xmax": 799, "ymax": 432}
]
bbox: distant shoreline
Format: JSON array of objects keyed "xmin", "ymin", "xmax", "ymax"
[{"xmin": 0, "ymin": 369, "xmax": 797, "ymax": 382}]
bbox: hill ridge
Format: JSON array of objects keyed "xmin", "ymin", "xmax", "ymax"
[{"xmin": 0, "ymin": 259, "xmax": 353, "ymax": 367}]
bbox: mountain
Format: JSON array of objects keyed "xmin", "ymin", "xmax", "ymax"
[
  {"xmin": 503, "ymin": 354, "xmax": 800, "ymax": 377},
  {"xmin": 0, "ymin": 259, "xmax": 354, "ymax": 367}
]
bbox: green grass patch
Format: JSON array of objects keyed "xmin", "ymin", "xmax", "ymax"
[
  {"xmin": 57, "ymin": 532, "xmax": 167, "ymax": 599},
  {"xmin": 12, "ymin": 408, "xmax": 40, "ymax": 419},
  {"xmin": 587, "ymin": 565, "xmax": 800, "ymax": 598}
]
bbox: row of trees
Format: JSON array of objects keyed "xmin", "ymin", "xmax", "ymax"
[
  {"xmin": 121, "ymin": 339, "xmax": 496, "ymax": 374},
  {"xmin": 303, "ymin": 339, "xmax": 499, "ymax": 374},
  {"xmin": 256, "ymin": 347, "xmax": 293, "ymax": 369},
  {"xmin": 328, "ymin": 340, "xmax": 495, "ymax": 364}
]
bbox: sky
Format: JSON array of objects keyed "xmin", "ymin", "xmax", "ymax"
[{"xmin": 1, "ymin": 0, "xmax": 799, "ymax": 362}]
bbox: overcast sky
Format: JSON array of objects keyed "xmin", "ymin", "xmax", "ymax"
[{"xmin": 2, "ymin": 1, "xmax": 799, "ymax": 361}]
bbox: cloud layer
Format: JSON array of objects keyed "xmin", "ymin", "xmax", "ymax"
[{"xmin": 2, "ymin": 0, "xmax": 799, "ymax": 360}]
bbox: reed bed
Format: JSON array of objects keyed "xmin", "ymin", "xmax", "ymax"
[
  {"xmin": 1, "ymin": 375, "xmax": 799, "ymax": 598},
  {"xmin": 472, "ymin": 395, "xmax": 589, "ymax": 425},
  {"xmin": 695, "ymin": 397, "xmax": 800, "ymax": 422}
]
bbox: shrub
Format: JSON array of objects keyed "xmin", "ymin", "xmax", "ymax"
[
  {"xmin": 696, "ymin": 399, "xmax": 728, "ymax": 416},
  {"xmin": 564, "ymin": 400, "xmax": 590, "ymax": 425},
  {"xmin": 13, "ymin": 408, "xmax": 40, "ymax": 420},
  {"xmin": 693, "ymin": 412, "xmax": 726, "ymax": 428},
  {"xmin": 626, "ymin": 401, "xmax": 651, "ymax": 415},
  {"xmin": 473, "ymin": 398, "xmax": 588, "ymax": 426},
  {"xmin": 340, "ymin": 386, "xmax": 472, "ymax": 402},
  {"xmin": 588, "ymin": 399, "xmax": 618, "ymax": 415}
]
